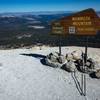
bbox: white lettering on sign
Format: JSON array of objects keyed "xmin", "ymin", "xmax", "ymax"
[
  {"xmin": 73, "ymin": 22, "xmax": 92, "ymax": 26},
  {"xmin": 52, "ymin": 26, "xmax": 63, "ymax": 34},
  {"xmin": 77, "ymin": 27, "xmax": 95, "ymax": 31},
  {"xmin": 72, "ymin": 16, "xmax": 91, "ymax": 21}
]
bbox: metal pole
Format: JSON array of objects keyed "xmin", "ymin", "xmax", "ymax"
[
  {"xmin": 84, "ymin": 38, "xmax": 88, "ymax": 64},
  {"xmin": 81, "ymin": 52, "xmax": 84, "ymax": 95},
  {"xmin": 81, "ymin": 36, "xmax": 88, "ymax": 96},
  {"xmin": 59, "ymin": 35, "xmax": 62, "ymax": 55},
  {"xmin": 81, "ymin": 74, "xmax": 83, "ymax": 94},
  {"xmin": 83, "ymin": 36, "xmax": 88, "ymax": 96}
]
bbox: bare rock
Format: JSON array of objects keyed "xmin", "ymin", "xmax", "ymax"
[
  {"xmin": 66, "ymin": 50, "xmax": 83, "ymax": 61},
  {"xmin": 45, "ymin": 52, "xmax": 67, "ymax": 68},
  {"xmin": 64, "ymin": 60, "xmax": 76, "ymax": 72},
  {"xmin": 95, "ymin": 69, "xmax": 100, "ymax": 79},
  {"xmin": 71, "ymin": 50, "xmax": 82, "ymax": 60},
  {"xmin": 66, "ymin": 53, "xmax": 73, "ymax": 61}
]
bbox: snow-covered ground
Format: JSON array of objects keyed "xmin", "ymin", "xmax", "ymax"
[
  {"xmin": 28, "ymin": 25, "xmax": 45, "ymax": 29},
  {"xmin": 0, "ymin": 46, "xmax": 100, "ymax": 100}
]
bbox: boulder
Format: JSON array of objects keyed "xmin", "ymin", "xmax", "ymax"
[
  {"xmin": 45, "ymin": 58, "xmax": 63, "ymax": 68},
  {"xmin": 45, "ymin": 52, "xmax": 67, "ymax": 68},
  {"xmin": 47, "ymin": 52, "xmax": 59, "ymax": 62},
  {"xmin": 66, "ymin": 50, "xmax": 83, "ymax": 61},
  {"xmin": 71, "ymin": 50, "xmax": 82, "ymax": 60},
  {"xmin": 57, "ymin": 55, "xmax": 66, "ymax": 64},
  {"xmin": 66, "ymin": 53, "xmax": 73, "ymax": 61},
  {"xmin": 64, "ymin": 60, "xmax": 76, "ymax": 72},
  {"xmin": 75, "ymin": 58, "xmax": 96, "ymax": 73},
  {"xmin": 84, "ymin": 58, "xmax": 100, "ymax": 73},
  {"xmin": 95, "ymin": 69, "xmax": 100, "ymax": 79}
]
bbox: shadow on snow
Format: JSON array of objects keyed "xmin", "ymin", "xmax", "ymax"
[{"xmin": 20, "ymin": 53, "xmax": 47, "ymax": 65}]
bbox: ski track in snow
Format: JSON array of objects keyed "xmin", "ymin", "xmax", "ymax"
[{"xmin": 0, "ymin": 46, "xmax": 100, "ymax": 100}]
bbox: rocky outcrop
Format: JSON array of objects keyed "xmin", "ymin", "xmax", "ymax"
[
  {"xmin": 95, "ymin": 69, "xmax": 100, "ymax": 79},
  {"xmin": 64, "ymin": 60, "xmax": 76, "ymax": 72},
  {"xmin": 45, "ymin": 50, "xmax": 100, "ymax": 76},
  {"xmin": 45, "ymin": 52, "xmax": 67, "ymax": 68}
]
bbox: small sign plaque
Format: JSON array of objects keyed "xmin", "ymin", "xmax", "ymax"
[
  {"xmin": 69, "ymin": 26, "xmax": 76, "ymax": 34},
  {"xmin": 52, "ymin": 26, "xmax": 63, "ymax": 34}
]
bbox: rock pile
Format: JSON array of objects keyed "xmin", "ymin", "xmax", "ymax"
[{"xmin": 45, "ymin": 50, "xmax": 100, "ymax": 78}]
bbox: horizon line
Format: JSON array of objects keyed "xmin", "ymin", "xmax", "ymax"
[
  {"xmin": 0, "ymin": 9, "xmax": 100, "ymax": 14},
  {"xmin": 0, "ymin": 10, "xmax": 75, "ymax": 14}
]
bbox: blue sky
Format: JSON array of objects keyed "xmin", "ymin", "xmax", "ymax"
[{"xmin": 0, "ymin": 0, "xmax": 100, "ymax": 13}]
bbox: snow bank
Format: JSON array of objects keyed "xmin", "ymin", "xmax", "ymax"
[{"xmin": 0, "ymin": 46, "xmax": 100, "ymax": 100}]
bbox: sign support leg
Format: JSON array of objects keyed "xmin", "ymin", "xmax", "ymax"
[
  {"xmin": 81, "ymin": 53, "xmax": 84, "ymax": 95},
  {"xmin": 84, "ymin": 37, "xmax": 88, "ymax": 96},
  {"xmin": 59, "ymin": 36, "xmax": 62, "ymax": 56},
  {"xmin": 81, "ymin": 37, "xmax": 88, "ymax": 96}
]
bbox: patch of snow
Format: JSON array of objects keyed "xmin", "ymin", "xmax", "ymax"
[
  {"xmin": 28, "ymin": 21, "xmax": 41, "ymax": 24},
  {"xmin": 0, "ymin": 46, "xmax": 100, "ymax": 100},
  {"xmin": 28, "ymin": 25, "xmax": 45, "ymax": 29},
  {"xmin": 0, "ymin": 16, "xmax": 16, "ymax": 18},
  {"xmin": 17, "ymin": 34, "xmax": 32, "ymax": 39},
  {"xmin": 25, "ymin": 18, "xmax": 35, "ymax": 21}
]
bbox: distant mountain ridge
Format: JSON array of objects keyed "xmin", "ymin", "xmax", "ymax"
[
  {"xmin": 0, "ymin": 11, "xmax": 74, "ymax": 17},
  {"xmin": 0, "ymin": 11, "xmax": 100, "ymax": 19}
]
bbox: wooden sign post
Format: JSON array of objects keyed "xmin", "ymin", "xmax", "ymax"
[
  {"xmin": 59, "ymin": 35, "xmax": 62, "ymax": 55},
  {"xmin": 51, "ymin": 8, "xmax": 100, "ymax": 96},
  {"xmin": 52, "ymin": 22, "xmax": 64, "ymax": 55}
]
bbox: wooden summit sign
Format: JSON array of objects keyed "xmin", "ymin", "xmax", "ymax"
[{"xmin": 51, "ymin": 8, "xmax": 100, "ymax": 35}]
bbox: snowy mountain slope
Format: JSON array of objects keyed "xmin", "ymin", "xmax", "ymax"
[{"xmin": 0, "ymin": 46, "xmax": 100, "ymax": 100}]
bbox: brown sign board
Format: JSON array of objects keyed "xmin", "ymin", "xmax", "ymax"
[{"xmin": 51, "ymin": 8, "xmax": 100, "ymax": 36}]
